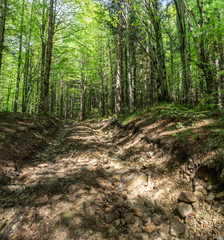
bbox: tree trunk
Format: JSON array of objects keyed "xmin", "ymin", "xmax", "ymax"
[
  {"xmin": 174, "ymin": 0, "xmax": 190, "ymax": 104},
  {"xmin": 43, "ymin": 0, "xmax": 54, "ymax": 113},
  {"xmin": 39, "ymin": 0, "xmax": 47, "ymax": 112},
  {"xmin": 0, "ymin": 0, "xmax": 6, "ymax": 75},
  {"xmin": 14, "ymin": 0, "xmax": 25, "ymax": 112},
  {"xmin": 139, "ymin": 59, "xmax": 143, "ymax": 109},
  {"xmin": 60, "ymin": 74, "xmax": 64, "ymax": 119},
  {"xmin": 149, "ymin": 0, "xmax": 169, "ymax": 101},
  {"xmin": 80, "ymin": 66, "xmax": 87, "ymax": 121},
  {"xmin": 115, "ymin": 1, "xmax": 122, "ymax": 114},
  {"xmin": 108, "ymin": 37, "xmax": 115, "ymax": 114}
]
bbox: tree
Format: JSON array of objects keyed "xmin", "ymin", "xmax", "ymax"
[
  {"xmin": 0, "ymin": 0, "xmax": 6, "ymax": 75},
  {"xmin": 43, "ymin": 0, "xmax": 54, "ymax": 113}
]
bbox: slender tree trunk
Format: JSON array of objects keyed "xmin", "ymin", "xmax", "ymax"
[
  {"xmin": 40, "ymin": 0, "xmax": 47, "ymax": 112},
  {"xmin": 14, "ymin": 0, "xmax": 25, "ymax": 112},
  {"xmin": 139, "ymin": 59, "xmax": 143, "ymax": 109},
  {"xmin": 149, "ymin": 0, "xmax": 169, "ymax": 101},
  {"xmin": 108, "ymin": 38, "xmax": 115, "ymax": 114},
  {"xmin": 115, "ymin": 1, "xmax": 122, "ymax": 114},
  {"xmin": 131, "ymin": 40, "xmax": 137, "ymax": 111},
  {"xmin": 218, "ymin": 14, "xmax": 224, "ymax": 109},
  {"xmin": 174, "ymin": 0, "xmax": 190, "ymax": 104},
  {"xmin": 22, "ymin": 4, "xmax": 33, "ymax": 113},
  {"xmin": 0, "ymin": 0, "xmax": 6, "ymax": 75},
  {"xmin": 43, "ymin": 0, "xmax": 54, "ymax": 113},
  {"xmin": 60, "ymin": 74, "xmax": 64, "ymax": 119},
  {"xmin": 100, "ymin": 41, "xmax": 105, "ymax": 116},
  {"xmin": 124, "ymin": 42, "xmax": 129, "ymax": 110},
  {"xmin": 80, "ymin": 65, "xmax": 87, "ymax": 121}
]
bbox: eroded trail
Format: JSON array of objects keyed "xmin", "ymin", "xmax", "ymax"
[{"xmin": 0, "ymin": 120, "xmax": 223, "ymax": 240}]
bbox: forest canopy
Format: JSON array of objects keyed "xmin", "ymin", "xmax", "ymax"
[{"xmin": 0, "ymin": 0, "xmax": 223, "ymax": 119}]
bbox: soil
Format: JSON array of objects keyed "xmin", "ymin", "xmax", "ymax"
[{"xmin": 0, "ymin": 114, "xmax": 224, "ymax": 240}]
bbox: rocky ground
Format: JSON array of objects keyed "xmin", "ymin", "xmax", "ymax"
[{"xmin": 0, "ymin": 116, "xmax": 224, "ymax": 240}]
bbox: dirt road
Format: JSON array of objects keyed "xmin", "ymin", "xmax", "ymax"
[{"xmin": 0, "ymin": 120, "xmax": 223, "ymax": 239}]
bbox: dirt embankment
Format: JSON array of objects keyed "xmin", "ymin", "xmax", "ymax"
[
  {"xmin": 0, "ymin": 112, "xmax": 61, "ymax": 182},
  {"xmin": 116, "ymin": 115, "xmax": 224, "ymax": 188}
]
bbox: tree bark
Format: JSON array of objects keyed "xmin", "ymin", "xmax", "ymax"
[
  {"xmin": 14, "ymin": 0, "xmax": 25, "ymax": 112},
  {"xmin": 39, "ymin": 0, "xmax": 47, "ymax": 112},
  {"xmin": 0, "ymin": 0, "xmax": 6, "ymax": 75},
  {"xmin": 115, "ymin": 1, "xmax": 122, "ymax": 114},
  {"xmin": 43, "ymin": 0, "xmax": 54, "ymax": 113},
  {"xmin": 174, "ymin": 0, "xmax": 190, "ymax": 104}
]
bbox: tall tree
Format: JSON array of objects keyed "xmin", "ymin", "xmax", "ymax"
[
  {"xmin": 43, "ymin": 0, "xmax": 54, "ymax": 113},
  {"xmin": 0, "ymin": 0, "xmax": 6, "ymax": 75},
  {"xmin": 115, "ymin": 0, "xmax": 122, "ymax": 114},
  {"xmin": 14, "ymin": 0, "xmax": 25, "ymax": 112}
]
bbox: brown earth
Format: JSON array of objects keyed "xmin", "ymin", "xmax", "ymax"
[{"xmin": 0, "ymin": 114, "xmax": 224, "ymax": 240}]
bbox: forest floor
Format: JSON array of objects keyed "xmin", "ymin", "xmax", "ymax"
[{"xmin": 0, "ymin": 110, "xmax": 224, "ymax": 240}]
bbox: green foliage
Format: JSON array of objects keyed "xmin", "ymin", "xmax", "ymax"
[
  {"xmin": 195, "ymin": 93, "xmax": 220, "ymax": 111},
  {"xmin": 154, "ymin": 102, "xmax": 208, "ymax": 123}
]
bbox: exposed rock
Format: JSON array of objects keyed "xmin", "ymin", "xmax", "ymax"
[
  {"xmin": 123, "ymin": 212, "xmax": 135, "ymax": 224},
  {"xmin": 194, "ymin": 190, "xmax": 204, "ymax": 197},
  {"xmin": 141, "ymin": 215, "xmax": 152, "ymax": 225},
  {"xmin": 152, "ymin": 213, "xmax": 163, "ymax": 225},
  {"xmin": 215, "ymin": 236, "xmax": 224, "ymax": 240},
  {"xmin": 121, "ymin": 191, "xmax": 128, "ymax": 199},
  {"xmin": 143, "ymin": 225, "xmax": 156, "ymax": 234},
  {"xmin": 115, "ymin": 219, "xmax": 121, "ymax": 226},
  {"xmin": 86, "ymin": 206, "xmax": 95, "ymax": 215},
  {"xmin": 122, "ymin": 173, "xmax": 148, "ymax": 188},
  {"xmin": 112, "ymin": 174, "xmax": 121, "ymax": 181},
  {"xmin": 118, "ymin": 236, "xmax": 126, "ymax": 240},
  {"xmin": 61, "ymin": 211, "xmax": 76, "ymax": 225},
  {"xmin": 120, "ymin": 218, "xmax": 126, "ymax": 226},
  {"xmin": 177, "ymin": 202, "xmax": 192, "ymax": 218},
  {"xmin": 105, "ymin": 211, "xmax": 120, "ymax": 223},
  {"xmin": 206, "ymin": 192, "xmax": 215, "ymax": 203},
  {"xmin": 179, "ymin": 191, "xmax": 197, "ymax": 203},
  {"xmin": 134, "ymin": 208, "xmax": 143, "ymax": 218},
  {"xmin": 191, "ymin": 200, "xmax": 199, "ymax": 210},
  {"xmin": 202, "ymin": 211, "xmax": 212, "ymax": 221},
  {"xmin": 159, "ymin": 225, "xmax": 171, "ymax": 240},
  {"xmin": 113, "ymin": 181, "xmax": 120, "ymax": 187},
  {"xmin": 170, "ymin": 218, "xmax": 186, "ymax": 237},
  {"xmin": 74, "ymin": 227, "xmax": 85, "ymax": 236},
  {"xmin": 105, "ymin": 206, "xmax": 114, "ymax": 213},
  {"xmin": 127, "ymin": 224, "xmax": 138, "ymax": 233},
  {"xmin": 137, "ymin": 233, "xmax": 150, "ymax": 240},
  {"xmin": 36, "ymin": 195, "xmax": 49, "ymax": 205}
]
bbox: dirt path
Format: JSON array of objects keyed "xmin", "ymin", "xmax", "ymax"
[{"xmin": 0, "ymin": 120, "xmax": 223, "ymax": 240}]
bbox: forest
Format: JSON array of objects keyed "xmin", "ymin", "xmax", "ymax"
[
  {"xmin": 1, "ymin": 0, "xmax": 224, "ymax": 239},
  {"xmin": 0, "ymin": 0, "xmax": 223, "ymax": 119}
]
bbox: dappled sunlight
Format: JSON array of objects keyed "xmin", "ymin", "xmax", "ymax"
[{"xmin": 1, "ymin": 119, "xmax": 224, "ymax": 239}]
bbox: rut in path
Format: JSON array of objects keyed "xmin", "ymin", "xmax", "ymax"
[{"xmin": 0, "ymin": 120, "xmax": 224, "ymax": 240}]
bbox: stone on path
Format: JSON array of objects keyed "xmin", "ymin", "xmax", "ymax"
[
  {"xmin": 179, "ymin": 191, "xmax": 197, "ymax": 203},
  {"xmin": 122, "ymin": 173, "xmax": 148, "ymax": 188},
  {"xmin": 177, "ymin": 202, "xmax": 192, "ymax": 218},
  {"xmin": 61, "ymin": 210, "xmax": 76, "ymax": 225},
  {"xmin": 170, "ymin": 218, "xmax": 186, "ymax": 237},
  {"xmin": 216, "ymin": 236, "xmax": 224, "ymax": 240},
  {"xmin": 105, "ymin": 211, "xmax": 120, "ymax": 223},
  {"xmin": 123, "ymin": 212, "xmax": 135, "ymax": 224},
  {"xmin": 159, "ymin": 224, "xmax": 171, "ymax": 240},
  {"xmin": 143, "ymin": 225, "xmax": 156, "ymax": 234},
  {"xmin": 206, "ymin": 192, "xmax": 215, "ymax": 203}
]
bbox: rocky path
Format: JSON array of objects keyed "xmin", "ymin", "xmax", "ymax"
[{"xmin": 0, "ymin": 120, "xmax": 224, "ymax": 240}]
